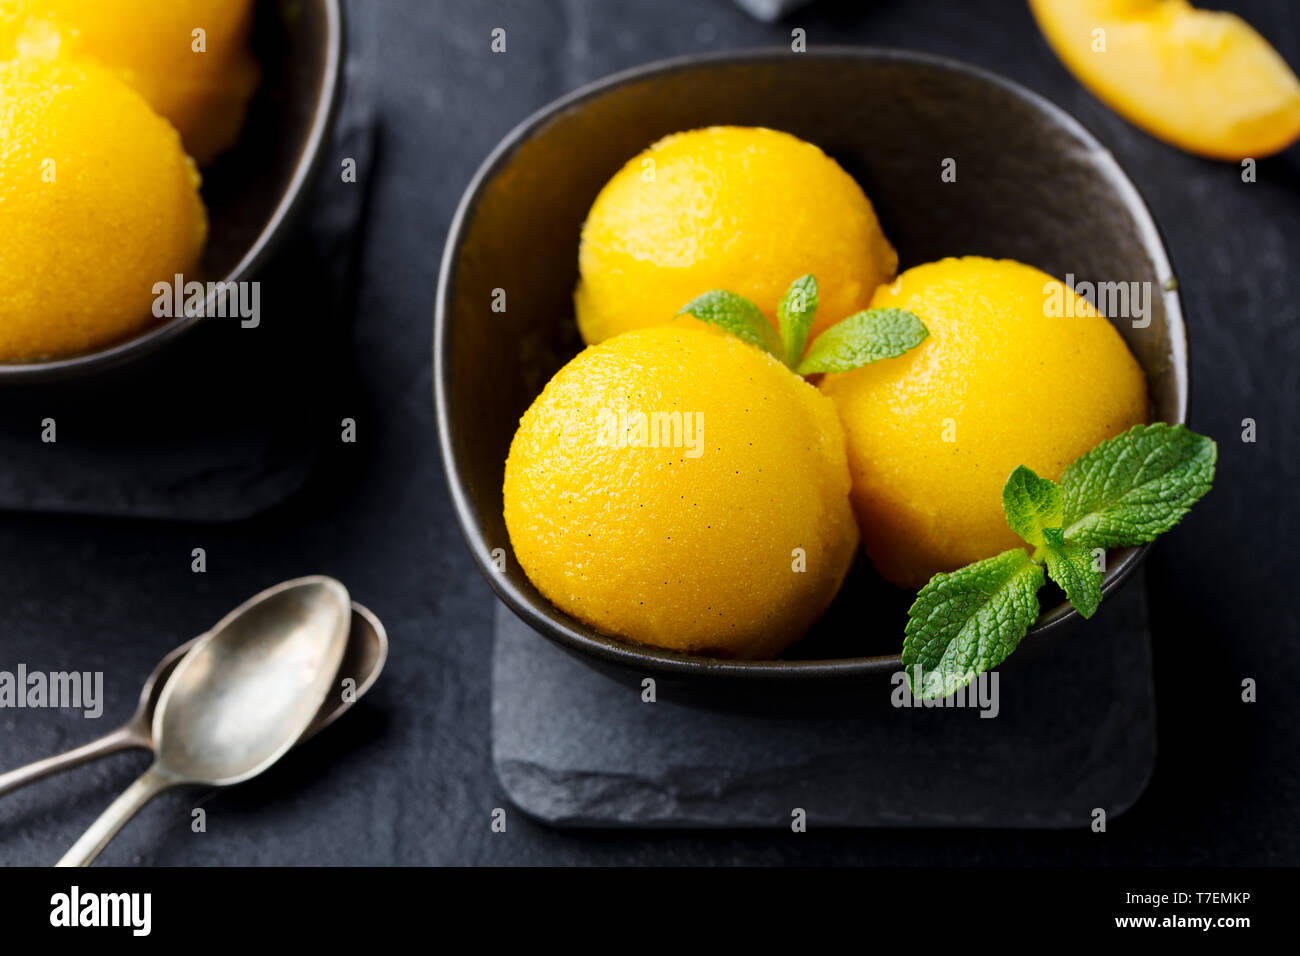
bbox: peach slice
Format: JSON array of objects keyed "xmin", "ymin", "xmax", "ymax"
[{"xmin": 1029, "ymin": 0, "xmax": 1300, "ymax": 159}]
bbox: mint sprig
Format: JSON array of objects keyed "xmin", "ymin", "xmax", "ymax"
[
  {"xmin": 1061, "ymin": 422, "xmax": 1217, "ymax": 549},
  {"xmin": 677, "ymin": 275, "xmax": 927, "ymax": 374},
  {"xmin": 796, "ymin": 308, "xmax": 928, "ymax": 375},
  {"xmin": 903, "ymin": 549, "xmax": 1044, "ymax": 699},
  {"xmin": 675, "ymin": 289, "xmax": 784, "ymax": 357},
  {"xmin": 1040, "ymin": 528, "xmax": 1102, "ymax": 619},
  {"xmin": 903, "ymin": 423, "xmax": 1216, "ymax": 699},
  {"xmin": 1001, "ymin": 465, "xmax": 1063, "ymax": 548},
  {"xmin": 777, "ymin": 274, "xmax": 818, "ymax": 365}
]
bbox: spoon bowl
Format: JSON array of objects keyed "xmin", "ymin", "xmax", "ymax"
[{"xmin": 152, "ymin": 577, "xmax": 351, "ymax": 785}]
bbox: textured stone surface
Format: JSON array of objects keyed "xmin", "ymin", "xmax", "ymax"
[{"xmin": 0, "ymin": 0, "xmax": 1295, "ymax": 865}]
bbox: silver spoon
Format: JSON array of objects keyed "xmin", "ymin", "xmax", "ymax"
[
  {"xmin": 0, "ymin": 603, "xmax": 387, "ymax": 798},
  {"xmin": 55, "ymin": 575, "xmax": 351, "ymax": 867}
]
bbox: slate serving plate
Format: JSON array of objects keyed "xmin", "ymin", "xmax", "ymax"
[
  {"xmin": 436, "ymin": 48, "xmax": 1188, "ymax": 698},
  {"xmin": 0, "ymin": 0, "xmax": 343, "ymax": 383}
]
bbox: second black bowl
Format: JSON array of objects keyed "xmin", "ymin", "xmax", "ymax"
[
  {"xmin": 436, "ymin": 48, "xmax": 1188, "ymax": 697},
  {"xmin": 0, "ymin": 0, "xmax": 342, "ymax": 384}
]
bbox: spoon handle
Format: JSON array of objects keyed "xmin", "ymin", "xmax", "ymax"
[
  {"xmin": 0, "ymin": 724, "xmax": 145, "ymax": 798},
  {"xmin": 56, "ymin": 764, "xmax": 175, "ymax": 867}
]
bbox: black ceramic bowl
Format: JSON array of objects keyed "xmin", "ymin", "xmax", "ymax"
[
  {"xmin": 436, "ymin": 48, "xmax": 1188, "ymax": 696},
  {"xmin": 0, "ymin": 0, "xmax": 342, "ymax": 384}
]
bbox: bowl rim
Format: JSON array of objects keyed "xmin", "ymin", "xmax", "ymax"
[
  {"xmin": 434, "ymin": 45, "xmax": 1190, "ymax": 681},
  {"xmin": 0, "ymin": 0, "xmax": 345, "ymax": 385}
]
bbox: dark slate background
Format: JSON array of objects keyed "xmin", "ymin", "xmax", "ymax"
[{"xmin": 1, "ymin": 0, "xmax": 1296, "ymax": 865}]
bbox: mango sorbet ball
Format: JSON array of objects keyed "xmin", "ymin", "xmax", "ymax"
[
  {"xmin": 0, "ymin": 57, "xmax": 208, "ymax": 361},
  {"xmin": 1, "ymin": 0, "xmax": 259, "ymax": 165},
  {"xmin": 504, "ymin": 324, "xmax": 860, "ymax": 659},
  {"xmin": 575, "ymin": 126, "xmax": 898, "ymax": 346},
  {"xmin": 820, "ymin": 257, "xmax": 1150, "ymax": 589}
]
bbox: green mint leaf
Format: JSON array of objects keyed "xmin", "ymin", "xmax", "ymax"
[
  {"xmin": 1001, "ymin": 465, "xmax": 1063, "ymax": 548},
  {"xmin": 1040, "ymin": 527, "xmax": 1103, "ymax": 619},
  {"xmin": 1061, "ymin": 423, "xmax": 1217, "ymax": 549},
  {"xmin": 777, "ymin": 274, "xmax": 818, "ymax": 368},
  {"xmin": 676, "ymin": 290, "xmax": 782, "ymax": 359},
  {"xmin": 902, "ymin": 549, "xmax": 1045, "ymax": 700},
  {"xmin": 795, "ymin": 308, "xmax": 928, "ymax": 375}
]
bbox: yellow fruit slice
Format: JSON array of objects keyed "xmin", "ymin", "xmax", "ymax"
[
  {"xmin": 1029, "ymin": 0, "xmax": 1300, "ymax": 159},
  {"xmin": 1, "ymin": 0, "xmax": 259, "ymax": 166},
  {"xmin": 0, "ymin": 57, "xmax": 208, "ymax": 361},
  {"xmin": 503, "ymin": 323, "xmax": 859, "ymax": 659},
  {"xmin": 575, "ymin": 126, "xmax": 897, "ymax": 346},
  {"xmin": 820, "ymin": 257, "xmax": 1149, "ymax": 589}
]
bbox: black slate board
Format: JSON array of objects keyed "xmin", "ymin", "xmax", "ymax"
[{"xmin": 493, "ymin": 569, "xmax": 1156, "ymax": 828}]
